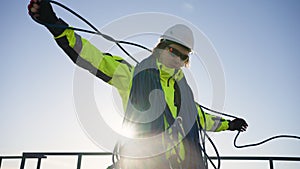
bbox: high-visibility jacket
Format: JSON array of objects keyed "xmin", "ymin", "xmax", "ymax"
[{"xmin": 54, "ymin": 29, "xmax": 229, "ymax": 165}]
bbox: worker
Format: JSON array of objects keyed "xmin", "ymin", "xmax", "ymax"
[{"xmin": 28, "ymin": 0, "xmax": 248, "ymax": 169}]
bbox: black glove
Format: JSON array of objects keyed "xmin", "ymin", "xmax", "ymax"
[
  {"xmin": 28, "ymin": 0, "xmax": 67, "ymax": 36},
  {"xmin": 228, "ymin": 118, "xmax": 248, "ymax": 132},
  {"xmin": 28, "ymin": 0, "xmax": 58, "ymax": 24}
]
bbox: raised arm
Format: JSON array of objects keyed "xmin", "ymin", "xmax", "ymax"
[{"xmin": 28, "ymin": 0, "xmax": 134, "ymax": 92}]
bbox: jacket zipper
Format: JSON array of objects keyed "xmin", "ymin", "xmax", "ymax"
[{"xmin": 167, "ymin": 69, "xmax": 179, "ymax": 87}]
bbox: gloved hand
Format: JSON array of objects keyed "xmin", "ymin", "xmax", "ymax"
[
  {"xmin": 228, "ymin": 118, "xmax": 248, "ymax": 132},
  {"xmin": 28, "ymin": 0, "xmax": 68, "ymax": 36},
  {"xmin": 28, "ymin": 0, "xmax": 58, "ymax": 24}
]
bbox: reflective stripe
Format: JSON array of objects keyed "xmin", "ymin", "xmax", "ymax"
[
  {"xmin": 73, "ymin": 33, "xmax": 83, "ymax": 54},
  {"xmin": 196, "ymin": 104, "xmax": 229, "ymax": 132},
  {"xmin": 55, "ymin": 29, "xmax": 82, "ymax": 54},
  {"xmin": 211, "ymin": 116, "xmax": 222, "ymax": 131}
]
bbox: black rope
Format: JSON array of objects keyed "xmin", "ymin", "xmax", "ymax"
[
  {"xmin": 234, "ymin": 131, "xmax": 300, "ymax": 148},
  {"xmin": 199, "ymin": 105, "xmax": 238, "ymax": 119},
  {"xmin": 200, "ymin": 104, "xmax": 300, "ymax": 150},
  {"xmin": 199, "ymin": 105, "xmax": 220, "ymax": 169},
  {"xmin": 41, "ymin": 0, "xmax": 153, "ymax": 64}
]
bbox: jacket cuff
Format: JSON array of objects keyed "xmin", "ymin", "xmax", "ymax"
[
  {"xmin": 226, "ymin": 120, "xmax": 231, "ymax": 130},
  {"xmin": 46, "ymin": 18, "xmax": 69, "ymax": 37}
]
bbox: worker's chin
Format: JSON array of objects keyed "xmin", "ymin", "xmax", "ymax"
[
  {"xmin": 168, "ymin": 63, "xmax": 182, "ymax": 69},
  {"xmin": 165, "ymin": 64, "xmax": 178, "ymax": 69}
]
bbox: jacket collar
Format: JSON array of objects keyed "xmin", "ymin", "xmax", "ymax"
[{"xmin": 156, "ymin": 59, "xmax": 184, "ymax": 81}]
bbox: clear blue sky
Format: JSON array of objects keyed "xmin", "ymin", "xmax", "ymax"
[{"xmin": 1, "ymin": 0, "xmax": 299, "ymax": 169}]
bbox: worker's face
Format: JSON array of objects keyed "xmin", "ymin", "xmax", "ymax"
[{"xmin": 159, "ymin": 44, "xmax": 190, "ymax": 69}]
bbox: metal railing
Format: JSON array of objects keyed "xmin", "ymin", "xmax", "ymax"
[
  {"xmin": 1, "ymin": 152, "xmax": 300, "ymax": 169},
  {"xmin": 0, "ymin": 155, "xmax": 46, "ymax": 169},
  {"xmin": 211, "ymin": 156, "xmax": 300, "ymax": 169}
]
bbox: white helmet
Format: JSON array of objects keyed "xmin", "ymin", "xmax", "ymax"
[{"xmin": 160, "ymin": 24, "xmax": 194, "ymax": 50}]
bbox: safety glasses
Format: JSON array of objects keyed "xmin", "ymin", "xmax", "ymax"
[{"xmin": 167, "ymin": 46, "xmax": 189, "ymax": 61}]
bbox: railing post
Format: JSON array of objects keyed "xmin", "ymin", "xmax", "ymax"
[
  {"xmin": 36, "ymin": 157, "xmax": 42, "ymax": 169},
  {"xmin": 0, "ymin": 157, "xmax": 2, "ymax": 169},
  {"xmin": 77, "ymin": 154, "xmax": 82, "ymax": 169},
  {"xmin": 269, "ymin": 159, "xmax": 274, "ymax": 169},
  {"xmin": 20, "ymin": 155, "xmax": 26, "ymax": 169}
]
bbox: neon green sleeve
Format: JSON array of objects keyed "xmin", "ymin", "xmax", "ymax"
[
  {"xmin": 54, "ymin": 29, "xmax": 134, "ymax": 107},
  {"xmin": 196, "ymin": 104, "xmax": 229, "ymax": 132}
]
